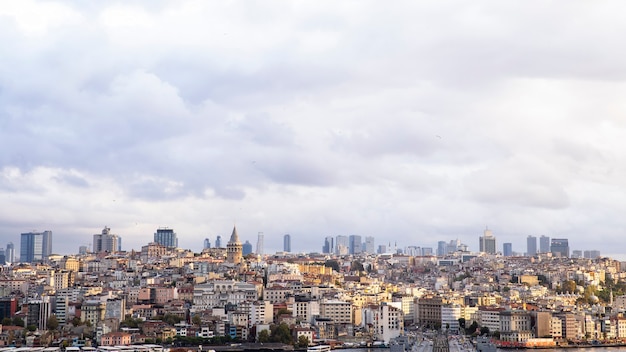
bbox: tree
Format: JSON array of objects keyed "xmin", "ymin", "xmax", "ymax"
[
  {"xmin": 47, "ymin": 315, "xmax": 59, "ymax": 331},
  {"xmin": 297, "ymin": 335, "xmax": 310, "ymax": 348},
  {"xmin": 192, "ymin": 315, "xmax": 202, "ymax": 326},
  {"xmin": 480, "ymin": 326, "xmax": 489, "ymax": 336},
  {"xmin": 270, "ymin": 323, "xmax": 293, "ymax": 344},
  {"xmin": 324, "ymin": 260, "xmax": 340, "ymax": 272},
  {"xmin": 12, "ymin": 317, "xmax": 24, "ymax": 327},
  {"xmin": 2, "ymin": 317, "xmax": 11, "ymax": 326},
  {"xmin": 458, "ymin": 318, "xmax": 466, "ymax": 333},
  {"xmin": 258, "ymin": 329, "xmax": 270, "ymax": 343},
  {"xmin": 468, "ymin": 321, "xmax": 479, "ymax": 335},
  {"xmin": 27, "ymin": 324, "xmax": 37, "ymax": 332}
]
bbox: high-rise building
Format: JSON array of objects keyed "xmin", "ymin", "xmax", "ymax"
[
  {"xmin": 539, "ymin": 235, "xmax": 550, "ymax": 253},
  {"xmin": 283, "ymin": 234, "xmax": 291, "ymax": 252},
  {"xmin": 336, "ymin": 235, "xmax": 349, "ymax": 255},
  {"xmin": 363, "ymin": 236, "xmax": 375, "ymax": 254},
  {"xmin": 550, "ymin": 238, "xmax": 570, "ymax": 258},
  {"xmin": 93, "ymin": 227, "xmax": 121, "ymax": 253},
  {"xmin": 5, "ymin": 242, "xmax": 14, "ymax": 264},
  {"xmin": 437, "ymin": 241, "xmax": 446, "ymax": 256},
  {"xmin": 215, "ymin": 235, "xmax": 222, "ymax": 248},
  {"xmin": 0, "ymin": 248, "xmax": 5, "ymax": 265},
  {"xmin": 584, "ymin": 250, "xmax": 601, "ymax": 259},
  {"xmin": 78, "ymin": 245, "xmax": 88, "ymax": 255},
  {"xmin": 377, "ymin": 244, "xmax": 387, "ymax": 254},
  {"xmin": 242, "ymin": 241, "xmax": 253, "ymax": 256},
  {"xmin": 203, "ymin": 238, "xmax": 211, "ymax": 249},
  {"xmin": 479, "ymin": 228, "xmax": 496, "ymax": 254},
  {"xmin": 256, "ymin": 232, "xmax": 264, "ymax": 255},
  {"xmin": 20, "ymin": 231, "xmax": 52, "ymax": 263},
  {"xmin": 154, "ymin": 228, "xmax": 178, "ymax": 248},
  {"xmin": 349, "ymin": 235, "xmax": 362, "ymax": 255},
  {"xmin": 422, "ymin": 247, "xmax": 433, "ymax": 256},
  {"xmin": 503, "ymin": 243, "xmax": 513, "ymax": 256},
  {"xmin": 227, "ymin": 226, "xmax": 243, "ymax": 264},
  {"xmin": 323, "ymin": 236, "xmax": 334, "ymax": 254},
  {"xmin": 526, "ymin": 235, "xmax": 537, "ymax": 256},
  {"xmin": 571, "ymin": 250, "xmax": 582, "ymax": 259}
]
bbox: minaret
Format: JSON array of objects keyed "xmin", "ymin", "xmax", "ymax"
[{"xmin": 227, "ymin": 225, "xmax": 243, "ymax": 264}]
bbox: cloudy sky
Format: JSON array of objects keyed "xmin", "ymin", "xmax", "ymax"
[{"xmin": 2, "ymin": 1, "xmax": 626, "ymax": 258}]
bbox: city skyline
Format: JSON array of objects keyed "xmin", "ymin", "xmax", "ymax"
[
  {"xmin": 2, "ymin": 2, "xmax": 626, "ymax": 259},
  {"xmin": 0, "ymin": 225, "xmax": 604, "ymax": 260}
]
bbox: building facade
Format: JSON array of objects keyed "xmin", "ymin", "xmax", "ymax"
[
  {"xmin": 154, "ymin": 228, "xmax": 178, "ymax": 248},
  {"xmin": 20, "ymin": 230, "xmax": 52, "ymax": 263}
]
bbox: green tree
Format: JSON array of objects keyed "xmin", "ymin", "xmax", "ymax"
[
  {"xmin": 12, "ymin": 317, "xmax": 24, "ymax": 327},
  {"xmin": 258, "ymin": 329, "xmax": 270, "ymax": 343},
  {"xmin": 297, "ymin": 335, "xmax": 310, "ymax": 348},
  {"xmin": 458, "ymin": 318, "xmax": 466, "ymax": 332},
  {"xmin": 270, "ymin": 323, "xmax": 293, "ymax": 344},
  {"xmin": 26, "ymin": 324, "xmax": 37, "ymax": 332},
  {"xmin": 47, "ymin": 315, "xmax": 59, "ymax": 330},
  {"xmin": 324, "ymin": 260, "xmax": 340, "ymax": 272},
  {"xmin": 192, "ymin": 314, "xmax": 202, "ymax": 326},
  {"xmin": 480, "ymin": 326, "xmax": 489, "ymax": 336},
  {"xmin": 162, "ymin": 313, "xmax": 182, "ymax": 326},
  {"xmin": 2, "ymin": 317, "xmax": 11, "ymax": 326}
]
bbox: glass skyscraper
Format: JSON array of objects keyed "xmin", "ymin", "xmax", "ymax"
[
  {"xmin": 154, "ymin": 228, "xmax": 178, "ymax": 248},
  {"xmin": 20, "ymin": 231, "xmax": 52, "ymax": 263}
]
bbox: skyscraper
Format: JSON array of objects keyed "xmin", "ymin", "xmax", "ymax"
[
  {"xmin": 550, "ymin": 238, "xmax": 570, "ymax": 258},
  {"xmin": 20, "ymin": 231, "xmax": 52, "ymax": 263},
  {"xmin": 437, "ymin": 241, "xmax": 446, "ymax": 256},
  {"xmin": 154, "ymin": 228, "xmax": 178, "ymax": 248},
  {"xmin": 0, "ymin": 248, "xmax": 5, "ymax": 265},
  {"xmin": 203, "ymin": 238, "xmax": 211, "ymax": 249},
  {"xmin": 479, "ymin": 228, "xmax": 496, "ymax": 254},
  {"xmin": 283, "ymin": 234, "xmax": 291, "ymax": 252},
  {"xmin": 93, "ymin": 227, "xmax": 121, "ymax": 253},
  {"xmin": 336, "ymin": 235, "xmax": 349, "ymax": 255},
  {"xmin": 526, "ymin": 235, "xmax": 537, "ymax": 256},
  {"xmin": 363, "ymin": 236, "xmax": 375, "ymax": 254},
  {"xmin": 216, "ymin": 235, "xmax": 222, "ymax": 248},
  {"xmin": 5, "ymin": 242, "xmax": 14, "ymax": 264},
  {"xmin": 539, "ymin": 235, "xmax": 550, "ymax": 253},
  {"xmin": 349, "ymin": 235, "xmax": 362, "ymax": 255},
  {"xmin": 242, "ymin": 241, "xmax": 253, "ymax": 256},
  {"xmin": 503, "ymin": 243, "xmax": 513, "ymax": 256},
  {"xmin": 256, "ymin": 232, "xmax": 264, "ymax": 255},
  {"xmin": 323, "ymin": 236, "xmax": 334, "ymax": 254}
]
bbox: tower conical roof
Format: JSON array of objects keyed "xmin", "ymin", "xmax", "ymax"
[{"xmin": 229, "ymin": 225, "xmax": 240, "ymax": 244}]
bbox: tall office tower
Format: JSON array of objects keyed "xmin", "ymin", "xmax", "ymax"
[
  {"xmin": 5, "ymin": 242, "xmax": 14, "ymax": 263},
  {"xmin": 377, "ymin": 244, "xmax": 387, "ymax": 254},
  {"xmin": 550, "ymin": 238, "xmax": 570, "ymax": 258},
  {"xmin": 20, "ymin": 231, "xmax": 52, "ymax": 263},
  {"xmin": 256, "ymin": 232, "xmax": 264, "ymax": 255},
  {"xmin": 363, "ymin": 236, "xmax": 375, "ymax": 254},
  {"xmin": 571, "ymin": 250, "xmax": 582, "ymax": 259},
  {"xmin": 323, "ymin": 236, "xmax": 334, "ymax": 254},
  {"xmin": 422, "ymin": 247, "xmax": 433, "ymax": 256},
  {"xmin": 584, "ymin": 250, "xmax": 601, "ymax": 259},
  {"xmin": 539, "ymin": 235, "xmax": 550, "ymax": 253},
  {"xmin": 349, "ymin": 235, "xmax": 362, "ymax": 255},
  {"xmin": 0, "ymin": 248, "xmax": 5, "ymax": 265},
  {"xmin": 527, "ymin": 235, "xmax": 537, "ymax": 256},
  {"xmin": 227, "ymin": 226, "xmax": 243, "ymax": 264},
  {"xmin": 78, "ymin": 245, "xmax": 88, "ymax": 255},
  {"xmin": 242, "ymin": 241, "xmax": 253, "ymax": 256},
  {"xmin": 93, "ymin": 227, "xmax": 121, "ymax": 253},
  {"xmin": 479, "ymin": 228, "xmax": 496, "ymax": 254},
  {"xmin": 283, "ymin": 234, "xmax": 291, "ymax": 252},
  {"xmin": 215, "ymin": 235, "xmax": 222, "ymax": 248},
  {"xmin": 154, "ymin": 228, "xmax": 178, "ymax": 248},
  {"xmin": 446, "ymin": 239, "xmax": 461, "ymax": 254},
  {"xmin": 203, "ymin": 238, "xmax": 211, "ymax": 249},
  {"xmin": 503, "ymin": 243, "xmax": 513, "ymax": 256},
  {"xmin": 437, "ymin": 241, "xmax": 446, "ymax": 256},
  {"xmin": 335, "ymin": 235, "xmax": 349, "ymax": 255}
]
